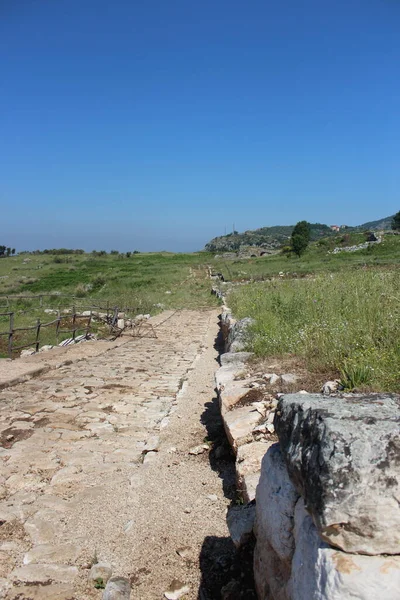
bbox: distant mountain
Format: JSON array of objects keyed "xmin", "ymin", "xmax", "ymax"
[
  {"xmin": 205, "ymin": 215, "xmax": 395, "ymax": 252},
  {"xmin": 352, "ymin": 215, "xmax": 394, "ymax": 232}
]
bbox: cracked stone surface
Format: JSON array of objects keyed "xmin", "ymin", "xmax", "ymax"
[
  {"xmin": 275, "ymin": 393, "xmax": 400, "ymax": 555},
  {"xmin": 0, "ymin": 310, "xmax": 223, "ymax": 599}
]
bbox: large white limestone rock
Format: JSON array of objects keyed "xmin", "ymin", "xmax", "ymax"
[
  {"xmin": 275, "ymin": 393, "xmax": 400, "ymax": 554},
  {"xmin": 255, "ymin": 444, "xmax": 300, "ymax": 562},
  {"xmin": 288, "ymin": 499, "xmax": 400, "ymax": 600}
]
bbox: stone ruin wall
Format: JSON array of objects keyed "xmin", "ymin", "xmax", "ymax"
[{"xmin": 217, "ymin": 304, "xmax": 400, "ymax": 600}]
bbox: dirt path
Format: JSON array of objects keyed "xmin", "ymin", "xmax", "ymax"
[{"xmin": 0, "ymin": 309, "xmax": 254, "ymax": 600}]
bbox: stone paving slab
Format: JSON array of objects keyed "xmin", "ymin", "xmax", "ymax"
[
  {"xmin": 0, "ymin": 310, "xmax": 212, "ymax": 599},
  {"xmin": 0, "ymin": 311, "xmax": 175, "ymax": 391}
]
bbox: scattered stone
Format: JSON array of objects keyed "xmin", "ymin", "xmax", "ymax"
[
  {"xmin": 39, "ymin": 345, "xmax": 54, "ymax": 353},
  {"xmin": 252, "ymin": 401, "xmax": 266, "ymax": 416},
  {"xmin": 89, "ymin": 562, "xmax": 112, "ymax": 585},
  {"xmin": 269, "ymin": 374, "xmax": 280, "ymax": 386},
  {"xmin": 164, "ymin": 579, "xmax": 190, "ymax": 599},
  {"xmin": 206, "ymin": 494, "xmax": 218, "ymax": 502},
  {"xmin": 280, "ymin": 373, "xmax": 298, "ymax": 385},
  {"xmin": 188, "ymin": 444, "xmax": 208, "ymax": 455},
  {"xmin": 252, "ymin": 423, "xmax": 267, "ymax": 435},
  {"xmin": 266, "ymin": 423, "xmax": 275, "ymax": 434},
  {"xmin": 143, "ymin": 436, "xmax": 160, "ymax": 453},
  {"xmin": 321, "ymin": 379, "xmax": 342, "ymax": 394},
  {"xmin": 266, "ymin": 412, "xmax": 274, "ymax": 424},
  {"xmin": 227, "ymin": 503, "xmax": 256, "ymax": 548},
  {"xmin": 183, "ymin": 507, "xmax": 191, "ymax": 514},
  {"xmin": 143, "ymin": 450, "xmax": 158, "ymax": 464},
  {"xmin": 103, "ymin": 576, "xmax": 131, "ymax": 599},
  {"xmin": 176, "ymin": 546, "xmax": 191, "ymax": 560},
  {"xmin": 20, "ymin": 348, "xmax": 36, "ymax": 357}
]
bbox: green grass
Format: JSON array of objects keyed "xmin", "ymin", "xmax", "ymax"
[
  {"xmin": 228, "ymin": 268, "xmax": 400, "ymax": 392},
  {"xmin": 0, "ymin": 252, "xmax": 219, "ymax": 311},
  {"xmin": 213, "ymin": 232, "xmax": 400, "ymax": 281},
  {"xmin": 0, "ymin": 251, "xmax": 220, "ymax": 356}
]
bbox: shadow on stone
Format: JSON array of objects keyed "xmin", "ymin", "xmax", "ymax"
[
  {"xmin": 200, "ymin": 393, "xmax": 237, "ymax": 502},
  {"xmin": 200, "ymin": 332, "xmax": 238, "ymax": 501},
  {"xmin": 198, "ymin": 331, "xmax": 257, "ymax": 599},
  {"xmin": 198, "ymin": 535, "xmax": 257, "ymax": 600}
]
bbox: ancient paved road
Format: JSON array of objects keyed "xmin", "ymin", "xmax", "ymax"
[{"xmin": 0, "ymin": 310, "xmax": 230, "ymax": 600}]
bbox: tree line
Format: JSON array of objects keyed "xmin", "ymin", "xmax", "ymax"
[
  {"xmin": 290, "ymin": 210, "xmax": 399, "ymax": 257},
  {"xmin": 0, "ymin": 246, "xmax": 16, "ymax": 257}
]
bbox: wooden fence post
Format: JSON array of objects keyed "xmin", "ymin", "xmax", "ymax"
[
  {"xmin": 86, "ymin": 312, "xmax": 92, "ymax": 338},
  {"xmin": 72, "ymin": 307, "xmax": 76, "ymax": 341},
  {"xmin": 35, "ymin": 318, "xmax": 41, "ymax": 353},
  {"xmin": 8, "ymin": 312, "xmax": 14, "ymax": 358},
  {"xmin": 56, "ymin": 311, "xmax": 61, "ymax": 345}
]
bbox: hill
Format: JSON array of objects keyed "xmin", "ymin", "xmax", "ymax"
[
  {"xmin": 205, "ymin": 215, "xmax": 395, "ymax": 252},
  {"xmin": 205, "ymin": 223, "xmax": 332, "ymax": 252},
  {"xmin": 353, "ymin": 214, "xmax": 394, "ymax": 231}
]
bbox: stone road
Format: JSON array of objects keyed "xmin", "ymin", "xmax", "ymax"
[{"xmin": 0, "ymin": 310, "xmax": 216, "ymax": 599}]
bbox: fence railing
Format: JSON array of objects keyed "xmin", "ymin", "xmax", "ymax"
[
  {"xmin": 0, "ymin": 309, "xmax": 94, "ymax": 358},
  {"xmin": 0, "ymin": 294, "xmax": 154, "ymax": 358}
]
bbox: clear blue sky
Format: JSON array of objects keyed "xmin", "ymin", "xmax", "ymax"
[{"xmin": 1, "ymin": 0, "xmax": 399, "ymax": 252}]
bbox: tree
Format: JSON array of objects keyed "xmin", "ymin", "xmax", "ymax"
[
  {"xmin": 392, "ymin": 210, "xmax": 400, "ymax": 231},
  {"xmin": 0, "ymin": 246, "xmax": 15, "ymax": 258},
  {"xmin": 290, "ymin": 221, "xmax": 310, "ymax": 257}
]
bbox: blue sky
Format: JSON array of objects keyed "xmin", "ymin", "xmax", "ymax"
[{"xmin": 1, "ymin": 0, "xmax": 399, "ymax": 252}]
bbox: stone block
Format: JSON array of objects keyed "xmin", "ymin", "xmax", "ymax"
[
  {"xmin": 103, "ymin": 576, "xmax": 131, "ymax": 599},
  {"xmin": 223, "ymin": 405, "xmax": 263, "ymax": 452},
  {"xmin": 226, "ymin": 502, "xmax": 256, "ymax": 548},
  {"xmin": 275, "ymin": 393, "xmax": 400, "ymax": 554},
  {"xmin": 255, "ymin": 444, "xmax": 300, "ymax": 562},
  {"xmin": 288, "ymin": 498, "xmax": 400, "ymax": 600}
]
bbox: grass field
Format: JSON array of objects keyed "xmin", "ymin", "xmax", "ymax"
[
  {"xmin": 1, "ymin": 233, "xmax": 399, "ymax": 384},
  {"xmin": 0, "ymin": 251, "xmax": 220, "ymax": 356},
  {"xmin": 213, "ymin": 231, "xmax": 400, "ymax": 281},
  {"xmin": 228, "ymin": 268, "xmax": 400, "ymax": 392},
  {"xmin": 0, "ymin": 251, "xmax": 219, "ymax": 309}
]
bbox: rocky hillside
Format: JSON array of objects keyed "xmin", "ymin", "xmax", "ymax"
[
  {"xmin": 354, "ymin": 214, "xmax": 394, "ymax": 231},
  {"xmin": 205, "ymin": 215, "xmax": 395, "ymax": 252},
  {"xmin": 205, "ymin": 223, "xmax": 332, "ymax": 252}
]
